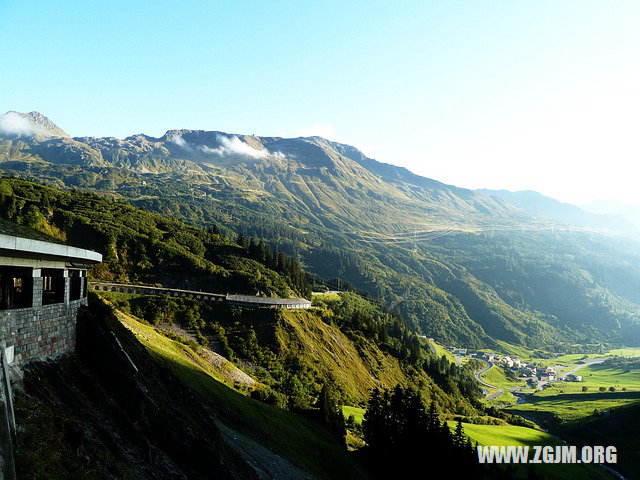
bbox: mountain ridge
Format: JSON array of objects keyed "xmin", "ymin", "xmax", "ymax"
[
  {"xmin": 4, "ymin": 111, "xmax": 640, "ymax": 349},
  {"xmin": 0, "ymin": 111, "xmax": 69, "ymax": 138},
  {"xmin": 479, "ymin": 188, "xmax": 640, "ymax": 239}
]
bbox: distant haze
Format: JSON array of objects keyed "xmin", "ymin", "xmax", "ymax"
[{"xmin": 1, "ymin": 1, "xmax": 639, "ymax": 205}]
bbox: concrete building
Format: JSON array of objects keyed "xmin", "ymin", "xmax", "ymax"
[
  {"xmin": 0, "ymin": 233, "xmax": 102, "ymax": 370},
  {"xmin": 0, "ymin": 233, "xmax": 101, "ymax": 479}
]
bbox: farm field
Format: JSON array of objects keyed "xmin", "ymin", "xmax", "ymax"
[
  {"xmin": 536, "ymin": 353, "xmax": 599, "ymax": 368},
  {"xmin": 607, "ymin": 347, "xmax": 640, "ymax": 357},
  {"xmin": 555, "ymin": 364, "xmax": 640, "ymax": 392},
  {"xmin": 507, "ymin": 390, "xmax": 640, "ymax": 423}
]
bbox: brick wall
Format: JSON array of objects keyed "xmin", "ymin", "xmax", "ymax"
[
  {"xmin": 0, "ymin": 297, "xmax": 87, "ymax": 368},
  {"xmin": 0, "ymin": 354, "xmax": 16, "ymax": 480}
]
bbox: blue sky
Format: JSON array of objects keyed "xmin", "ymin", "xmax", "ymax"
[{"xmin": 2, "ymin": 1, "xmax": 639, "ymax": 204}]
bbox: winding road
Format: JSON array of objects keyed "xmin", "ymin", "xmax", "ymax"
[
  {"xmin": 559, "ymin": 356, "xmax": 606, "ymax": 379},
  {"xmin": 474, "ymin": 360, "xmax": 505, "ymax": 401}
]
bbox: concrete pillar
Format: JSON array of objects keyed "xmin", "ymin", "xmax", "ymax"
[
  {"xmin": 63, "ymin": 269, "xmax": 70, "ymax": 305},
  {"xmin": 31, "ymin": 268, "xmax": 42, "ymax": 308}
]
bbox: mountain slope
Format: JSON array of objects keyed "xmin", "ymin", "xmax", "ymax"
[
  {"xmin": 479, "ymin": 189, "xmax": 640, "ymax": 239},
  {"xmin": 4, "ymin": 113, "xmax": 640, "ymax": 349},
  {"xmin": 16, "ymin": 295, "xmax": 366, "ymax": 480},
  {"xmin": 0, "ymin": 111, "xmax": 69, "ymax": 138}
]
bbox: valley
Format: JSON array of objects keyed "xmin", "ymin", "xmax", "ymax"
[
  {"xmin": 2, "ymin": 113, "xmax": 640, "ymax": 478},
  {"xmin": 466, "ymin": 346, "xmax": 640, "ymax": 479}
]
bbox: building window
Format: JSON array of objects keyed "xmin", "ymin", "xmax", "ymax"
[
  {"xmin": 42, "ymin": 269, "xmax": 65, "ymax": 305},
  {"xmin": 69, "ymin": 270, "xmax": 82, "ymax": 301},
  {"xmin": 0, "ymin": 267, "xmax": 33, "ymax": 309}
]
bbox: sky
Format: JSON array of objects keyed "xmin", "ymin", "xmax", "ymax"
[{"xmin": 1, "ymin": 0, "xmax": 640, "ymax": 205}]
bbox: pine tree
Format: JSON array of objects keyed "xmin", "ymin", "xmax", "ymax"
[
  {"xmin": 257, "ymin": 239, "xmax": 267, "ymax": 262},
  {"xmin": 454, "ymin": 419, "xmax": 465, "ymax": 449},
  {"xmin": 317, "ymin": 383, "xmax": 346, "ymax": 444},
  {"xmin": 236, "ymin": 232, "xmax": 249, "ymax": 249}
]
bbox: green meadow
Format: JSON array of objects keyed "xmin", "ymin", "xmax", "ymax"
[
  {"xmin": 342, "ymin": 405, "xmax": 366, "ymax": 425},
  {"xmin": 448, "ymin": 422, "xmax": 558, "ymax": 447},
  {"xmin": 447, "ymin": 422, "xmax": 614, "ymax": 480},
  {"xmin": 607, "ymin": 347, "xmax": 640, "ymax": 357},
  {"xmin": 431, "ymin": 341, "xmax": 457, "ymax": 363},
  {"xmin": 481, "ymin": 365, "xmax": 527, "ymax": 390},
  {"xmin": 508, "ymin": 390, "xmax": 640, "ymax": 423}
]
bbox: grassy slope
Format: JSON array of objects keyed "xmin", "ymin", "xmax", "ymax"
[
  {"xmin": 431, "ymin": 341, "xmax": 457, "ymax": 363},
  {"xmin": 481, "ymin": 365, "xmax": 527, "ymax": 390},
  {"xmin": 276, "ymin": 309, "xmax": 406, "ymax": 402},
  {"xmin": 578, "ymin": 364, "xmax": 640, "ymax": 389},
  {"xmin": 608, "ymin": 347, "xmax": 640, "ymax": 357},
  {"xmin": 111, "ymin": 302, "xmax": 365, "ymax": 480},
  {"xmin": 448, "ymin": 422, "xmax": 613, "ymax": 480},
  {"xmin": 508, "ymin": 390, "xmax": 640, "ymax": 423},
  {"xmin": 562, "ymin": 402, "xmax": 640, "ymax": 480},
  {"xmin": 274, "ymin": 309, "xmax": 475, "ymax": 413},
  {"xmin": 342, "ymin": 406, "xmax": 366, "ymax": 425}
]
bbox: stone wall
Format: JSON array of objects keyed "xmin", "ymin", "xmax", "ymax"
[
  {"xmin": 0, "ymin": 297, "xmax": 87, "ymax": 369},
  {"xmin": 0, "ymin": 349, "xmax": 16, "ymax": 480}
]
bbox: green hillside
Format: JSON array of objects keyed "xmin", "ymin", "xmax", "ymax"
[
  {"xmin": 99, "ymin": 289, "xmax": 480, "ymax": 414},
  {"xmin": 3, "ymin": 175, "xmax": 493, "ymax": 479},
  {"xmin": 0, "ymin": 176, "xmax": 483, "ymax": 411},
  {"xmin": 0, "ymin": 177, "xmax": 307, "ymax": 297},
  {"xmin": 15, "ymin": 294, "xmax": 367, "ymax": 479}
]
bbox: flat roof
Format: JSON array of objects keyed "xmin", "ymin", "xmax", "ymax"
[{"xmin": 0, "ymin": 233, "xmax": 102, "ymax": 263}]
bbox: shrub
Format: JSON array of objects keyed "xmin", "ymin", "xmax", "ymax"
[{"xmin": 250, "ymin": 385, "xmax": 287, "ymax": 408}]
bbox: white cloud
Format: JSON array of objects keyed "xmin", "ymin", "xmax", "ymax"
[
  {"xmin": 168, "ymin": 133, "xmax": 192, "ymax": 150},
  {"xmin": 171, "ymin": 133, "xmax": 284, "ymax": 159},
  {"xmin": 0, "ymin": 111, "xmax": 48, "ymax": 136},
  {"xmin": 201, "ymin": 135, "xmax": 270, "ymax": 158}
]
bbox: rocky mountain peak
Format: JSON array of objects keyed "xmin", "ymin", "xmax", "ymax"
[{"xmin": 0, "ymin": 111, "xmax": 69, "ymax": 138}]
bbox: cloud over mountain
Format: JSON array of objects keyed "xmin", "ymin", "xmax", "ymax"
[
  {"xmin": 0, "ymin": 111, "xmax": 68, "ymax": 137},
  {"xmin": 170, "ymin": 132, "xmax": 284, "ymax": 159}
]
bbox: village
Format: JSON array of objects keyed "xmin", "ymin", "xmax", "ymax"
[{"xmin": 445, "ymin": 345, "xmax": 584, "ymax": 390}]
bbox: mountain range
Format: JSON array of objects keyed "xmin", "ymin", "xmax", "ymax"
[{"xmin": 3, "ymin": 110, "xmax": 640, "ymax": 349}]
